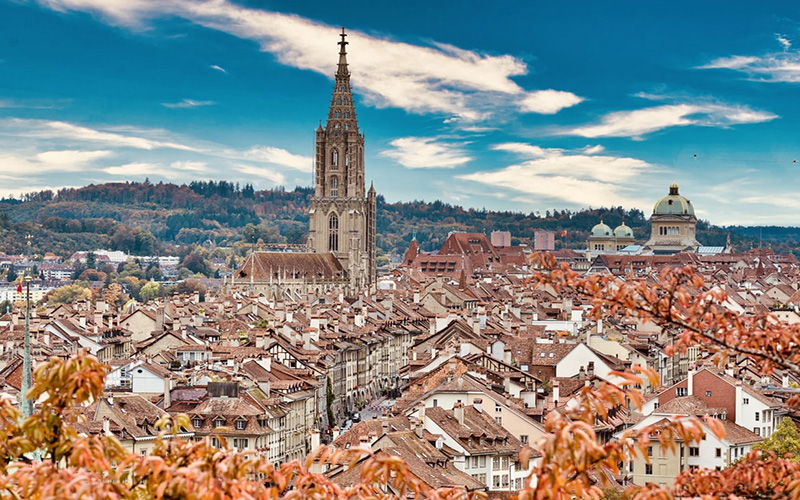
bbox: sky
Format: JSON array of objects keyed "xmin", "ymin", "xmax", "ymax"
[{"xmin": 1, "ymin": 1, "xmax": 799, "ymax": 225}]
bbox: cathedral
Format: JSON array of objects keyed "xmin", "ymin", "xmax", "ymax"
[{"xmin": 229, "ymin": 29, "xmax": 377, "ymax": 299}]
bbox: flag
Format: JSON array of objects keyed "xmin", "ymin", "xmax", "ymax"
[{"xmin": 16, "ymin": 279, "xmax": 22, "ymax": 294}]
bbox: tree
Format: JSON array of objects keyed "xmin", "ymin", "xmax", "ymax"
[
  {"xmin": 85, "ymin": 251, "xmax": 96, "ymax": 270},
  {"xmin": 528, "ymin": 255, "xmax": 800, "ymax": 499},
  {"xmin": 0, "ymin": 351, "xmax": 487, "ymax": 500},
  {"xmin": 5, "ymin": 268, "xmax": 17, "ymax": 283},
  {"xmin": 326, "ymin": 375, "xmax": 336, "ymax": 427},
  {"xmin": 139, "ymin": 281, "xmax": 161, "ymax": 303},
  {"xmin": 753, "ymin": 417, "xmax": 800, "ymax": 461},
  {"xmin": 44, "ymin": 283, "xmax": 92, "ymax": 306}
]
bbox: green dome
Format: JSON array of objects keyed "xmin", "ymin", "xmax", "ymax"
[
  {"xmin": 653, "ymin": 183, "xmax": 695, "ymax": 216},
  {"xmin": 614, "ymin": 224, "xmax": 634, "ymax": 238},
  {"xmin": 591, "ymin": 221, "xmax": 612, "ymax": 236}
]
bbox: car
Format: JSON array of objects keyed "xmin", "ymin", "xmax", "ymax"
[
  {"xmin": 342, "ymin": 420, "xmax": 352, "ymax": 430},
  {"xmin": 352, "ymin": 412, "xmax": 361, "ymax": 422}
]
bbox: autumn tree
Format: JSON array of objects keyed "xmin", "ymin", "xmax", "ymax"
[
  {"xmin": 527, "ymin": 254, "xmax": 800, "ymax": 500},
  {"xmin": 44, "ymin": 283, "xmax": 92, "ymax": 306}
]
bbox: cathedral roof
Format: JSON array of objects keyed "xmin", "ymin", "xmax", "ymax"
[
  {"xmin": 653, "ymin": 183, "xmax": 695, "ymax": 216},
  {"xmin": 236, "ymin": 252, "xmax": 345, "ymax": 281}
]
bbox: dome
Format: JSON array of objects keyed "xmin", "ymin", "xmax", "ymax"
[
  {"xmin": 614, "ymin": 224, "xmax": 634, "ymax": 238},
  {"xmin": 591, "ymin": 221, "xmax": 612, "ymax": 237},
  {"xmin": 653, "ymin": 183, "xmax": 695, "ymax": 216}
]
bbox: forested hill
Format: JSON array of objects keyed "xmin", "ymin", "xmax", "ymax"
[{"xmin": 0, "ymin": 181, "xmax": 795, "ymax": 259}]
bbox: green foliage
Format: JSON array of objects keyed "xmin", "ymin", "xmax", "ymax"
[
  {"xmin": 5, "ymin": 268, "xmax": 17, "ymax": 283},
  {"xmin": 45, "ymin": 283, "xmax": 93, "ymax": 306},
  {"xmin": 326, "ymin": 375, "xmax": 336, "ymax": 427},
  {"xmin": 139, "ymin": 281, "xmax": 161, "ymax": 303},
  {"xmin": 0, "ymin": 181, "xmax": 791, "ymax": 259},
  {"xmin": 754, "ymin": 417, "xmax": 800, "ymax": 461}
]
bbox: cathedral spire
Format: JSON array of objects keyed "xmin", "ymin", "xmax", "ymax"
[
  {"xmin": 326, "ymin": 27, "xmax": 358, "ymax": 134},
  {"xmin": 337, "ymin": 26, "xmax": 349, "ymax": 75}
]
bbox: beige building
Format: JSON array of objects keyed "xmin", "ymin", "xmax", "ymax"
[
  {"xmin": 229, "ymin": 29, "xmax": 376, "ymax": 298},
  {"xmin": 643, "ymin": 183, "xmax": 700, "ymax": 254}
]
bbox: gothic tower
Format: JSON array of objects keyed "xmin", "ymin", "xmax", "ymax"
[{"xmin": 308, "ymin": 28, "xmax": 377, "ymax": 290}]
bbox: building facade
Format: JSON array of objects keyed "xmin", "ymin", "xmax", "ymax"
[{"xmin": 307, "ymin": 28, "xmax": 377, "ymax": 291}]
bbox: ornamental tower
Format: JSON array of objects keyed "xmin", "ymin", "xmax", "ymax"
[{"xmin": 308, "ymin": 28, "xmax": 376, "ymax": 290}]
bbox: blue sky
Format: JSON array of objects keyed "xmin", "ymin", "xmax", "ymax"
[{"xmin": 1, "ymin": 1, "xmax": 799, "ymax": 225}]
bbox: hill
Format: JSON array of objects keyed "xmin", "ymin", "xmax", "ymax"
[{"xmin": 0, "ymin": 181, "xmax": 797, "ymax": 259}]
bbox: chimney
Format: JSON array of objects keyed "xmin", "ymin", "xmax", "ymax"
[
  {"xmin": 413, "ymin": 292, "xmax": 420, "ymax": 304},
  {"xmin": 155, "ymin": 308, "xmax": 165, "ymax": 333},
  {"xmin": 579, "ymin": 366, "xmax": 586, "ymax": 380},
  {"xmin": 163, "ymin": 377, "xmax": 171, "ymax": 408},
  {"xmin": 783, "ymin": 373, "xmax": 790, "ymax": 388},
  {"xmin": 453, "ymin": 402, "xmax": 464, "ymax": 425},
  {"xmin": 102, "ymin": 416, "xmax": 111, "ymax": 436},
  {"xmin": 587, "ymin": 362, "xmax": 595, "ymax": 379},
  {"xmin": 473, "ymin": 398, "xmax": 482, "ymax": 413},
  {"xmin": 381, "ymin": 420, "xmax": 389, "ymax": 435},
  {"xmin": 553, "ymin": 380, "xmax": 560, "ymax": 408}
]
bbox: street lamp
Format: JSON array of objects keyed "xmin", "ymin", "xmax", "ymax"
[{"xmin": 20, "ymin": 273, "xmax": 32, "ymax": 418}]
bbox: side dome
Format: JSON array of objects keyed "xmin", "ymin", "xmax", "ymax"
[
  {"xmin": 614, "ymin": 224, "xmax": 634, "ymax": 238},
  {"xmin": 653, "ymin": 183, "xmax": 695, "ymax": 216},
  {"xmin": 591, "ymin": 221, "xmax": 612, "ymax": 236}
]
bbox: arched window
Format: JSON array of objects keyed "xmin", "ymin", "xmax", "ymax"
[
  {"xmin": 345, "ymin": 153, "xmax": 349, "ymax": 166},
  {"xmin": 328, "ymin": 213, "xmax": 339, "ymax": 252},
  {"xmin": 330, "ymin": 176, "xmax": 338, "ymax": 197},
  {"xmin": 331, "ymin": 149, "xmax": 338, "ymax": 165}
]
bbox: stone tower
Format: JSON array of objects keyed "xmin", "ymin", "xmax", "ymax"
[{"xmin": 307, "ymin": 28, "xmax": 376, "ymax": 290}]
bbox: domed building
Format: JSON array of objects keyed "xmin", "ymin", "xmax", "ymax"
[
  {"xmin": 588, "ymin": 218, "xmax": 635, "ymax": 252},
  {"xmin": 642, "ymin": 183, "xmax": 700, "ymax": 255}
]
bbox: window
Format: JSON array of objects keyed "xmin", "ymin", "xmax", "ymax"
[
  {"xmin": 677, "ymin": 387, "xmax": 687, "ymax": 397},
  {"xmin": 520, "ymin": 435, "xmax": 528, "ymax": 444},
  {"xmin": 331, "ymin": 149, "xmax": 338, "ymax": 165},
  {"xmin": 647, "ymin": 446, "xmax": 653, "ymax": 457},
  {"xmin": 192, "ymin": 417, "xmax": 202, "ymax": 429},
  {"xmin": 755, "ymin": 413, "xmax": 760, "ymax": 421},
  {"xmin": 743, "ymin": 398, "xmax": 750, "ymax": 404},
  {"xmin": 492, "ymin": 457, "xmax": 500, "ymax": 469},
  {"xmin": 330, "ymin": 176, "xmax": 338, "ymax": 196},
  {"xmin": 479, "ymin": 456, "xmax": 486, "ymax": 467},
  {"xmin": 236, "ymin": 419, "xmax": 247, "ymax": 430},
  {"xmin": 645, "ymin": 463, "xmax": 653, "ymax": 475},
  {"xmin": 328, "ymin": 213, "xmax": 339, "ymax": 252},
  {"xmin": 501, "ymin": 457, "xmax": 509, "ymax": 469},
  {"xmin": 493, "ymin": 475, "xmax": 501, "ymax": 488},
  {"xmin": 689, "ymin": 447, "xmax": 699, "ymax": 457},
  {"xmin": 213, "ymin": 418, "xmax": 225, "ymax": 428},
  {"xmin": 495, "ymin": 403, "xmax": 502, "ymax": 413},
  {"xmin": 472, "ymin": 456, "xmax": 478, "ymax": 468},
  {"xmin": 495, "ymin": 417, "xmax": 502, "ymax": 425},
  {"xmin": 715, "ymin": 448, "xmax": 721, "ymax": 458},
  {"xmin": 654, "ymin": 402, "xmax": 659, "ymax": 409},
  {"xmin": 432, "ymin": 399, "xmax": 438, "ymax": 408},
  {"xmin": 755, "ymin": 427, "xmax": 760, "ymax": 436},
  {"xmin": 706, "ymin": 391, "xmax": 712, "ymax": 397}
]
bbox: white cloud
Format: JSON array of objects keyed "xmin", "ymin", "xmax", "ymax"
[
  {"xmin": 0, "ymin": 149, "xmax": 113, "ymax": 174},
  {"xmin": 518, "ymin": 89, "xmax": 583, "ymax": 114},
  {"xmin": 210, "ymin": 64, "xmax": 228, "ymax": 74},
  {"xmin": 33, "ymin": 0, "xmax": 578, "ymax": 120},
  {"xmin": 170, "ymin": 160, "xmax": 209, "ymax": 173},
  {"xmin": 233, "ymin": 164, "xmax": 286, "ymax": 185},
  {"xmin": 162, "ymin": 98, "xmax": 215, "ymax": 108},
  {"xmin": 777, "ymin": 33, "xmax": 792, "ymax": 51},
  {"xmin": 461, "ymin": 143, "xmax": 656, "ymax": 207},
  {"xmin": 35, "ymin": 149, "xmax": 113, "ymax": 167},
  {"xmin": 0, "ymin": 118, "xmax": 198, "ymax": 151},
  {"xmin": 381, "ymin": 137, "xmax": 471, "ymax": 169},
  {"xmin": 103, "ymin": 162, "xmax": 163, "ymax": 176},
  {"xmin": 700, "ymin": 37, "xmax": 800, "ymax": 82},
  {"xmin": 562, "ymin": 103, "xmax": 776, "ymax": 139},
  {"xmin": 241, "ymin": 146, "xmax": 312, "ymax": 172}
]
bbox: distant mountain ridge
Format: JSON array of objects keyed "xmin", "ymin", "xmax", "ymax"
[{"xmin": 0, "ymin": 181, "xmax": 796, "ymax": 259}]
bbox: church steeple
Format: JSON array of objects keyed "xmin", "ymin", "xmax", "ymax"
[
  {"xmin": 308, "ymin": 28, "xmax": 375, "ymax": 290},
  {"xmin": 326, "ymin": 27, "xmax": 359, "ymax": 135}
]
